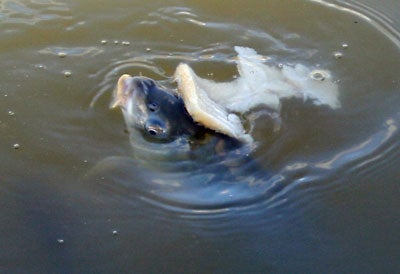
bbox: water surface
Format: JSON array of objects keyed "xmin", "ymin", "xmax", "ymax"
[{"xmin": 1, "ymin": 0, "xmax": 400, "ymax": 273}]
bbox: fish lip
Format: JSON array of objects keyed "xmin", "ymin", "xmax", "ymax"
[
  {"xmin": 110, "ymin": 74, "xmax": 133, "ymax": 109},
  {"xmin": 112, "ymin": 75, "xmax": 151, "ymax": 131},
  {"xmin": 111, "ymin": 75, "xmax": 155, "ymax": 109}
]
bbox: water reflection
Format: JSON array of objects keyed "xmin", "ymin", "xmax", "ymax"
[
  {"xmin": 0, "ymin": 0, "xmax": 70, "ymax": 25},
  {"xmin": 311, "ymin": 0, "xmax": 400, "ymax": 47},
  {"xmin": 316, "ymin": 116, "xmax": 398, "ymax": 170},
  {"xmin": 39, "ymin": 46, "xmax": 103, "ymax": 57},
  {"xmin": 84, "ymin": 0, "xmax": 400, "ymax": 216}
]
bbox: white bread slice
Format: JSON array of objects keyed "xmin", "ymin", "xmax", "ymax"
[
  {"xmin": 174, "ymin": 63, "xmax": 252, "ymax": 143},
  {"xmin": 174, "ymin": 46, "xmax": 339, "ymax": 144}
]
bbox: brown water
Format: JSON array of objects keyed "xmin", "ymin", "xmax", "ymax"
[{"xmin": 1, "ymin": 0, "xmax": 400, "ymax": 273}]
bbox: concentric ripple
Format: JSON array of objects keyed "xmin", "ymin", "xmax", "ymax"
[{"xmin": 87, "ymin": 1, "xmax": 400, "ymax": 217}]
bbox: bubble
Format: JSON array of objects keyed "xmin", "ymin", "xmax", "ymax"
[
  {"xmin": 114, "ymin": 40, "xmax": 119, "ymax": 45},
  {"xmin": 333, "ymin": 51, "xmax": 343, "ymax": 59},
  {"xmin": 101, "ymin": 39, "xmax": 108, "ymax": 45},
  {"xmin": 13, "ymin": 143, "xmax": 20, "ymax": 149},
  {"xmin": 58, "ymin": 52, "xmax": 67, "ymax": 58},
  {"xmin": 63, "ymin": 70, "xmax": 72, "ymax": 77},
  {"xmin": 112, "ymin": 230, "xmax": 118, "ymax": 235},
  {"xmin": 35, "ymin": 64, "xmax": 47, "ymax": 69},
  {"xmin": 145, "ymin": 47, "xmax": 151, "ymax": 52},
  {"xmin": 342, "ymin": 43, "xmax": 349, "ymax": 49},
  {"xmin": 8, "ymin": 110, "xmax": 15, "ymax": 116},
  {"xmin": 122, "ymin": 41, "xmax": 130, "ymax": 46},
  {"xmin": 57, "ymin": 239, "xmax": 64, "ymax": 244},
  {"xmin": 310, "ymin": 70, "xmax": 327, "ymax": 81}
]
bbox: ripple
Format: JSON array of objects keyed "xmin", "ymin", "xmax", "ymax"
[
  {"xmin": 39, "ymin": 46, "xmax": 103, "ymax": 57},
  {"xmin": 148, "ymin": 6, "xmax": 198, "ymax": 24},
  {"xmin": 86, "ymin": 1, "xmax": 400, "ymax": 220},
  {"xmin": 89, "ymin": 58, "xmax": 167, "ymax": 108},
  {"xmin": 310, "ymin": 0, "xmax": 400, "ymax": 47},
  {"xmin": 272, "ymin": 112, "xmax": 400, "ymax": 214},
  {"xmin": 315, "ymin": 115, "xmax": 398, "ymax": 172},
  {"xmin": 0, "ymin": 0, "xmax": 71, "ymax": 25}
]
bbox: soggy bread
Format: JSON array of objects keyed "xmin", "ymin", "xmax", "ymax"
[
  {"xmin": 174, "ymin": 63, "xmax": 252, "ymax": 143},
  {"xmin": 174, "ymin": 46, "xmax": 340, "ymax": 144}
]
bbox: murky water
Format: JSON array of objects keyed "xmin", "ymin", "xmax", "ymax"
[{"xmin": 1, "ymin": 0, "xmax": 400, "ymax": 273}]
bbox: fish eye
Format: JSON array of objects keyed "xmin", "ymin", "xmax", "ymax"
[
  {"xmin": 148, "ymin": 102, "xmax": 159, "ymax": 112},
  {"xmin": 148, "ymin": 128, "xmax": 159, "ymax": 136},
  {"xmin": 146, "ymin": 125, "xmax": 164, "ymax": 137},
  {"xmin": 145, "ymin": 121, "xmax": 166, "ymax": 137}
]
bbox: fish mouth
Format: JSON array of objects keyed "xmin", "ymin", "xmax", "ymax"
[
  {"xmin": 110, "ymin": 74, "xmax": 133, "ymax": 109},
  {"xmin": 111, "ymin": 74, "xmax": 150, "ymax": 131}
]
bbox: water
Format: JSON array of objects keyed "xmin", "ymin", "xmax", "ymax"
[{"xmin": 1, "ymin": 0, "xmax": 400, "ymax": 273}]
